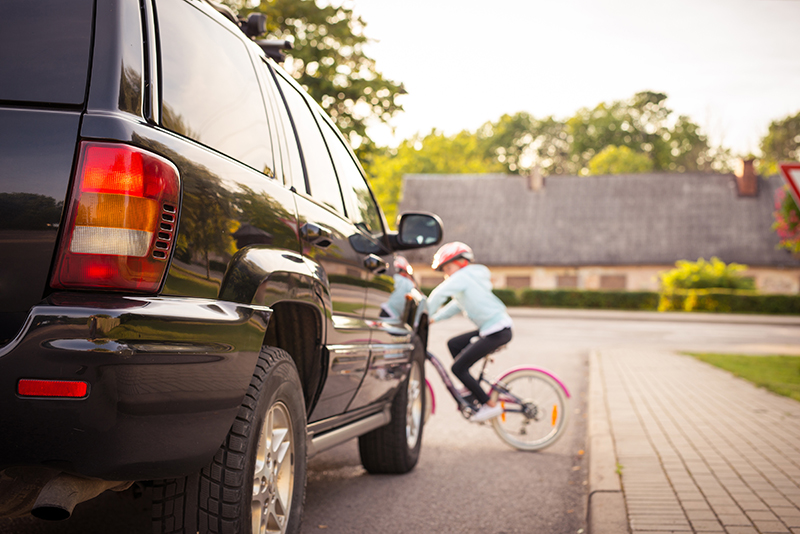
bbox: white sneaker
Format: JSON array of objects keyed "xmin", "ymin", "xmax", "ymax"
[{"xmin": 472, "ymin": 403, "xmax": 503, "ymax": 422}]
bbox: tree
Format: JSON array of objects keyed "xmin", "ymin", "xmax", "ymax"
[
  {"xmin": 480, "ymin": 91, "xmax": 732, "ymax": 176},
  {"xmin": 587, "ymin": 145, "xmax": 654, "ymax": 175},
  {"xmin": 477, "ymin": 112, "xmax": 577, "ymax": 176},
  {"xmin": 365, "ymin": 130, "xmax": 503, "ymax": 225},
  {"xmin": 758, "ymin": 110, "xmax": 800, "ymax": 176},
  {"xmin": 229, "ymin": 0, "xmax": 405, "ymax": 157}
]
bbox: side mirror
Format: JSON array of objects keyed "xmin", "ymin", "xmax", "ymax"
[{"xmin": 394, "ymin": 212, "xmax": 443, "ymax": 250}]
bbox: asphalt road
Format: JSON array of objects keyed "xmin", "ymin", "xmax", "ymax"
[
  {"xmin": 5, "ymin": 309, "xmax": 800, "ymax": 534},
  {"xmin": 300, "ymin": 313, "xmax": 590, "ymax": 534}
]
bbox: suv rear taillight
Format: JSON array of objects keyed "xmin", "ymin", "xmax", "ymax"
[{"xmin": 51, "ymin": 142, "xmax": 180, "ymax": 292}]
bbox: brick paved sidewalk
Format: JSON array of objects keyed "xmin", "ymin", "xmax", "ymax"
[{"xmin": 593, "ymin": 349, "xmax": 800, "ymax": 534}]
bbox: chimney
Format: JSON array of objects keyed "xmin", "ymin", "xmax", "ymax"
[
  {"xmin": 734, "ymin": 158, "xmax": 758, "ymax": 197},
  {"xmin": 527, "ymin": 165, "xmax": 544, "ymax": 191}
]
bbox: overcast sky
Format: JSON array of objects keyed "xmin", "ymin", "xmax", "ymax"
[{"xmin": 350, "ymin": 0, "xmax": 800, "ymax": 155}]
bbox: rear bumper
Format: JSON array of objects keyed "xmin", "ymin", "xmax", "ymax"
[{"xmin": 0, "ymin": 294, "xmax": 269, "ymax": 480}]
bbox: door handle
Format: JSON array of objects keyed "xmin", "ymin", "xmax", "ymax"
[
  {"xmin": 300, "ymin": 222, "xmax": 332, "ymax": 248},
  {"xmin": 364, "ymin": 254, "xmax": 388, "ymax": 273}
]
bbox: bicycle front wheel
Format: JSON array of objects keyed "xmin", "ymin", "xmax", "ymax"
[{"xmin": 490, "ymin": 369, "xmax": 569, "ymax": 451}]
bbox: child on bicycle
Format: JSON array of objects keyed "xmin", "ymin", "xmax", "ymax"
[
  {"xmin": 427, "ymin": 242, "xmax": 513, "ymax": 422},
  {"xmin": 380, "ymin": 255, "xmax": 416, "ymax": 319}
]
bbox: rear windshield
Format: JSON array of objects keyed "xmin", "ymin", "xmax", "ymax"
[{"xmin": 0, "ymin": 0, "xmax": 95, "ymax": 105}]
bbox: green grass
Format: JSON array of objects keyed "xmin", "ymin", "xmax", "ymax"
[{"xmin": 686, "ymin": 352, "xmax": 800, "ymax": 403}]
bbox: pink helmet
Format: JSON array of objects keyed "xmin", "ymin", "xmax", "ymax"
[
  {"xmin": 431, "ymin": 242, "xmax": 474, "ymax": 271},
  {"xmin": 394, "ymin": 255, "xmax": 414, "ymax": 277}
]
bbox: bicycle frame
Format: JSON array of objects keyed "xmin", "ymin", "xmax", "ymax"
[
  {"xmin": 426, "ymin": 350, "xmax": 531, "ymax": 416},
  {"xmin": 425, "ymin": 350, "xmax": 571, "ymax": 416},
  {"xmin": 426, "ymin": 350, "xmax": 476, "ymax": 412}
]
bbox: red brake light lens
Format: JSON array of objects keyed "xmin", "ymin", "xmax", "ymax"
[
  {"xmin": 18, "ymin": 379, "xmax": 89, "ymax": 398},
  {"xmin": 51, "ymin": 142, "xmax": 180, "ymax": 292}
]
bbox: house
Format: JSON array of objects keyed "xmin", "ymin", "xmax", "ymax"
[{"xmin": 397, "ymin": 161, "xmax": 800, "ymax": 294}]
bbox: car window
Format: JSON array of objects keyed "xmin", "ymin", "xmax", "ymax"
[
  {"xmin": 261, "ymin": 61, "xmax": 304, "ymax": 189},
  {"xmin": 157, "ymin": 0, "xmax": 275, "ymax": 178},
  {"xmin": 318, "ymin": 117, "xmax": 383, "ymax": 236},
  {"xmin": 273, "ymin": 71, "xmax": 346, "ymax": 215},
  {"xmin": 0, "ymin": 0, "xmax": 94, "ymax": 105}
]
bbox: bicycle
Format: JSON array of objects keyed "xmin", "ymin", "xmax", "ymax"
[{"xmin": 424, "ymin": 348, "xmax": 570, "ymax": 451}]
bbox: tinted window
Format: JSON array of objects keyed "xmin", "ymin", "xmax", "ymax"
[
  {"xmin": 260, "ymin": 61, "xmax": 303, "ymax": 187},
  {"xmin": 0, "ymin": 0, "xmax": 94, "ymax": 104},
  {"xmin": 318, "ymin": 118, "xmax": 383, "ymax": 235},
  {"xmin": 274, "ymin": 72, "xmax": 345, "ymax": 215},
  {"xmin": 119, "ymin": 0, "xmax": 144, "ymax": 116},
  {"xmin": 158, "ymin": 0, "xmax": 274, "ymax": 176}
]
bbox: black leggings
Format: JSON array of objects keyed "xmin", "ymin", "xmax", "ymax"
[{"xmin": 447, "ymin": 328, "xmax": 512, "ymax": 404}]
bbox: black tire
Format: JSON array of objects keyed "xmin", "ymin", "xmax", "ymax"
[
  {"xmin": 153, "ymin": 347, "xmax": 307, "ymax": 534},
  {"xmin": 358, "ymin": 338, "xmax": 425, "ymax": 474}
]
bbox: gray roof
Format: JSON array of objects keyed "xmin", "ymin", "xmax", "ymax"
[{"xmin": 398, "ymin": 172, "xmax": 800, "ymax": 268}]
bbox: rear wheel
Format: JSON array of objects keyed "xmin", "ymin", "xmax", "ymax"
[
  {"xmin": 358, "ymin": 339, "xmax": 425, "ymax": 474},
  {"xmin": 153, "ymin": 347, "xmax": 307, "ymax": 534},
  {"xmin": 490, "ymin": 369, "xmax": 569, "ymax": 451}
]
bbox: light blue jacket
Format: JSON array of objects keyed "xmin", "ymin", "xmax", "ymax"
[
  {"xmin": 381, "ymin": 274, "xmax": 415, "ymax": 319},
  {"xmin": 427, "ymin": 264, "xmax": 512, "ymax": 336}
]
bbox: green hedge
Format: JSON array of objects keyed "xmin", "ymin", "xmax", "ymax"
[
  {"xmin": 492, "ymin": 288, "xmax": 520, "ymax": 306},
  {"xmin": 422, "ymin": 287, "xmax": 521, "ymax": 306},
  {"xmin": 659, "ymin": 289, "xmax": 800, "ymax": 314},
  {"xmin": 419, "ymin": 286, "xmax": 800, "ymax": 315},
  {"xmin": 519, "ymin": 289, "xmax": 659, "ymax": 310},
  {"xmin": 422, "ymin": 287, "xmax": 655, "ymax": 310}
]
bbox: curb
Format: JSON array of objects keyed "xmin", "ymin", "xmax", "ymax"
[
  {"xmin": 509, "ymin": 307, "xmax": 800, "ymax": 326},
  {"xmin": 587, "ymin": 350, "xmax": 629, "ymax": 533}
]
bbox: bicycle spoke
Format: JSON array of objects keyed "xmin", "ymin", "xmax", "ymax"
[{"xmin": 490, "ymin": 370, "xmax": 568, "ymax": 451}]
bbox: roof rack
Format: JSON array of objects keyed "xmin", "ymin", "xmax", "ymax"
[
  {"xmin": 256, "ymin": 40, "xmax": 293, "ymax": 63},
  {"xmin": 206, "ymin": 1, "xmax": 293, "ymax": 62}
]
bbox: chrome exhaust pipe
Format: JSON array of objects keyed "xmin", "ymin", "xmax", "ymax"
[{"xmin": 31, "ymin": 473, "xmax": 131, "ymax": 521}]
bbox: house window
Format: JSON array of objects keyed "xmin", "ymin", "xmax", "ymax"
[
  {"xmin": 600, "ymin": 275, "xmax": 627, "ymax": 290},
  {"xmin": 556, "ymin": 275, "xmax": 578, "ymax": 289},
  {"xmin": 506, "ymin": 276, "xmax": 531, "ymax": 289}
]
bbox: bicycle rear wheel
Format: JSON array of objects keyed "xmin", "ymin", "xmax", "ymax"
[{"xmin": 490, "ymin": 369, "xmax": 569, "ymax": 451}]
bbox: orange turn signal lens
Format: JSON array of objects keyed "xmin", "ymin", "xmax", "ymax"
[{"xmin": 74, "ymin": 194, "xmax": 159, "ymax": 231}]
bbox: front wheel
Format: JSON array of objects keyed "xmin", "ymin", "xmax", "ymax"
[
  {"xmin": 358, "ymin": 338, "xmax": 425, "ymax": 474},
  {"xmin": 490, "ymin": 369, "xmax": 569, "ymax": 451}
]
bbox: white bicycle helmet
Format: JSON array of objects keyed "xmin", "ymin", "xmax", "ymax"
[{"xmin": 431, "ymin": 242, "xmax": 474, "ymax": 271}]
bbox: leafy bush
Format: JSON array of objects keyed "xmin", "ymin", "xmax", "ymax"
[
  {"xmin": 659, "ymin": 289, "xmax": 800, "ymax": 314},
  {"xmin": 658, "ymin": 257, "xmax": 756, "ymax": 311},
  {"xmin": 418, "ymin": 283, "xmax": 800, "ymax": 315},
  {"xmin": 421, "ymin": 287, "xmax": 519, "ymax": 305},
  {"xmin": 660, "ymin": 257, "xmax": 755, "ymax": 291},
  {"xmin": 772, "ymin": 186, "xmax": 800, "ymax": 254},
  {"xmin": 519, "ymin": 289, "xmax": 658, "ymax": 310},
  {"xmin": 492, "ymin": 288, "xmax": 520, "ymax": 306}
]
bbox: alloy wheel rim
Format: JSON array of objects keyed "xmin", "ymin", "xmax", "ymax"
[
  {"xmin": 252, "ymin": 401, "xmax": 294, "ymax": 534},
  {"xmin": 406, "ymin": 361, "xmax": 422, "ymax": 449}
]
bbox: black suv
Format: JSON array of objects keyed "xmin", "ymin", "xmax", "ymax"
[{"xmin": 0, "ymin": 1, "xmax": 441, "ymax": 532}]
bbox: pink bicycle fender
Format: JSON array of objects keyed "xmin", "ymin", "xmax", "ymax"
[
  {"xmin": 495, "ymin": 367, "xmax": 571, "ymax": 398},
  {"xmin": 426, "ymin": 379, "xmax": 436, "ymax": 414}
]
